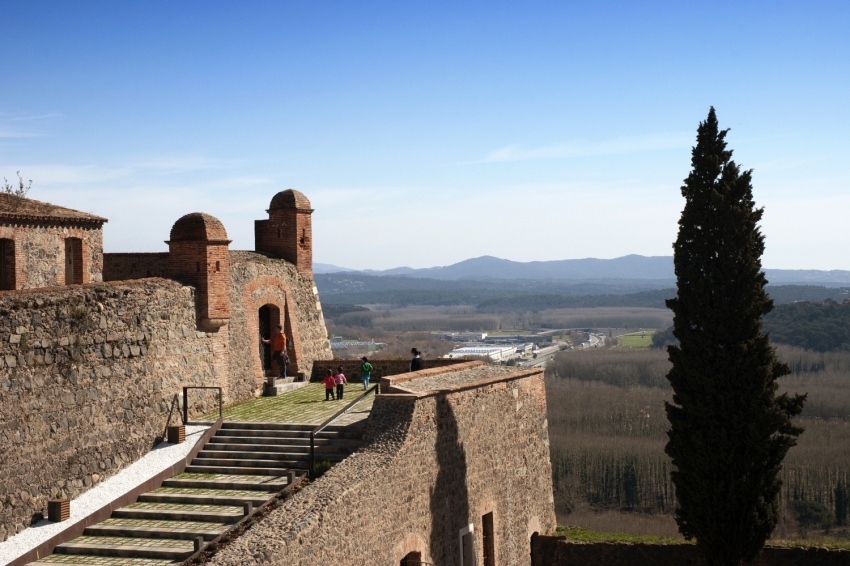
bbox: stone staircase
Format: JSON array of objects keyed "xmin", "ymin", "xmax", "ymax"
[{"xmin": 28, "ymin": 421, "xmax": 366, "ymax": 566}]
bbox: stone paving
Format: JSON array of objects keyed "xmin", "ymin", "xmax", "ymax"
[
  {"xmin": 37, "ymin": 556, "xmax": 176, "ymax": 566},
  {"xmin": 202, "ymin": 383, "xmax": 375, "ymax": 424},
  {"xmin": 171, "ymin": 472, "xmax": 281, "ymax": 483}
]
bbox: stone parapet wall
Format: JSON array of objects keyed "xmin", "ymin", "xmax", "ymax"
[
  {"xmin": 0, "ymin": 279, "xmax": 225, "ymax": 541},
  {"xmin": 310, "ymin": 358, "xmax": 466, "ymax": 382},
  {"xmin": 228, "ymin": 252, "xmax": 331, "ymax": 395},
  {"xmin": 103, "ymin": 253, "xmax": 169, "ymax": 281},
  {"xmin": 207, "ymin": 366, "xmax": 556, "ymax": 566},
  {"xmin": 531, "ymin": 537, "xmax": 850, "ymax": 566}
]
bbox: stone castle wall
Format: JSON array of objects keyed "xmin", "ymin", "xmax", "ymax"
[
  {"xmin": 0, "ymin": 280, "xmax": 225, "ymax": 541},
  {"xmin": 102, "ymin": 252, "xmax": 169, "ymax": 281},
  {"xmin": 207, "ymin": 367, "xmax": 557, "ymax": 566},
  {"xmin": 0, "ymin": 223, "xmax": 103, "ymax": 289},
  {"xmin": 228, "ymin": 251, "xmax": 331, "ymax": 393},
  {"xmin": 309, "ymin": 358, "xmax": 463, "ymax": 382}
]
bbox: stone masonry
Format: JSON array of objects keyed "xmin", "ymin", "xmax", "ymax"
[
  {"xmin": 0, "ymin": 194, "xmax": 106, "ymax": 290},
  {"xmin": 0, "ymin": 279, "xmax": 225, "ymax": 541},
  {"xmin": 207, "ymin": 364, "xmax": 557, "ymax": 566}
]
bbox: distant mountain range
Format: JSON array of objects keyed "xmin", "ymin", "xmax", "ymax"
[{"xmin": 315, "ymin": 255, "xmax": 850, "ymax": 285}]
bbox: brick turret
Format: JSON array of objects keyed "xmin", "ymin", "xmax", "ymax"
[
  {"xmin": 167, "ymin": 213, "xmax": 232, "ymax": 330},
  {"xmin": 254, "ymin": 189, "xmax": 313, "ymax": 277}
]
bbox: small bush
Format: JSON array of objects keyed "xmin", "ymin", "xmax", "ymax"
[
  {"xmin": 790, "ymin": 499, "xmax": 833, "ymax": 536},
  {"xmin": 313, "ymin": 460, "xmax": 334, "ymax": 479}
]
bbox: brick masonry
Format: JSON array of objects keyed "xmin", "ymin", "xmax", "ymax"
[
  {"xmin": 0, "ymin": 279, "xmax": 226, "ymax": 541},
  {"xmin": 530, "ymin": 537, "xmax": 850, "ymax": 566},
  {"xmin": 206, "ymin": 365, "xmax": 557, "ymax": 566}
]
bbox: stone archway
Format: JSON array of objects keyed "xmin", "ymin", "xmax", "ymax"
[{"xmin": 258, "ymin": 304, "xmax": 282, "ymax": 376}]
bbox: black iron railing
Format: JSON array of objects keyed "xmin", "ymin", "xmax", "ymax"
[
  {"xmin": 183, "ymin": 386, "xmax": 223, "ymax": 425},
  {"xmin": 309, "ymin": 384, "xmax": 377, "ymax": 477}
]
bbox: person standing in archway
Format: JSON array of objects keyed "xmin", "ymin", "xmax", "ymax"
[{"xmin": 262, "ymin": 324, "xmax": 288, "ymax": 379}]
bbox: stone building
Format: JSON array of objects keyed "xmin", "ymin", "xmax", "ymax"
[
  {"xmin": 0, "ymin": 193, "xmax": 106, "ymax": 290},
  {"xmin": 0, "ymin": 189, "xmax": 332, "ymax": 539},
  {"xmin": 0, "ymin": 189, "xmax": 559, "ymax": 565}
]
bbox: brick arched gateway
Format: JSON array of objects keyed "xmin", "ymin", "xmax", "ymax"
[{"xmin": 241, "ymin": 275, "xmax": 303, "ymax": 388}]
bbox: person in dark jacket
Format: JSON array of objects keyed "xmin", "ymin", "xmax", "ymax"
[{"xmin": 410, "ymin": 348, "xmax": 423, "ymax": 372}]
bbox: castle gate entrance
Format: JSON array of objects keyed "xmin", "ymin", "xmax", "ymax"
[{"xmin": 258, "ymin": 304, "xmax": 281, "ymax": 376}]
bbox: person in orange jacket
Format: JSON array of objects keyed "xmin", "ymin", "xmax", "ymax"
[
  {"xmin": 323, "ymin": 369, "xmax": 336, "ymax": 401},
  {"xmin": 262, "ymin": 324, "xmax": 288, "ymax": 378}
]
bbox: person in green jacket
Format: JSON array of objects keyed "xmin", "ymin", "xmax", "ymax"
[{"xmin": 359, "ymin": 357, "xmax": 374, "ymax": 390}]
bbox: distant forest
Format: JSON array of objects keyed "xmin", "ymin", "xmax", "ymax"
[{"xmin": 764, "ymin": 300, "xmax": 850, "ymax": 352}]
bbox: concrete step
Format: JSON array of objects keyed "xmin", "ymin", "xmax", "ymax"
[
  {"xmin": 197, "ymin": 450, "xmax": 349, "ymax": 462},
  {"xmin": 55, "ymin": 535, "xmax": 194, "ymax": 560},
  {"xmin": 207, "ymin": 439, "xmax": 362, "ymax": 451},
  {"xmin": 184, "ymin": 465, "xmax": 294, "ymax": 476},
  {"xmin": 220, "ymin": 422, "xmax": 314, "ymax": 431},
  {"xmin": 190, "ymin": 457, "xmax": 306, "ymax": 468},
  {"xmin": 112, "ymin": 502, "xmax": 244, "ymax": 523},
  {"xmin": 85, "ymin": 519, "xmax": 228, "ymax": 541},
  {"xmin": 30, "ymin": 557, "xmax": 177, "ymax": 566},
  {"xmin": 138, "ymin": 487, "xmax": 273, "ymax": 506},
  {"xmin": 214, "ymin": 428, "xmax": 364, "ymax": 440},
  {"xmin": 208, "ymin": 436, "xmax": 334, "ymax": 446},
  {"xmin": 164, "ymin": 473, "xmax": 289, "ymax": 491}
]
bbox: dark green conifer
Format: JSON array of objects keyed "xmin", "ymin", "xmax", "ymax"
[{"xmin": 665, "ymin": 107, "xmax": 806, "ymax": 566}]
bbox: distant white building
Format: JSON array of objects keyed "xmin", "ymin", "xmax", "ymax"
[
  {"xmin": 446, "ymin": 332, "xmax": 488, "ymax": 342},
  {"xmin": 443, "ymin": 345, "xmax": 515, "ymax": 361}
]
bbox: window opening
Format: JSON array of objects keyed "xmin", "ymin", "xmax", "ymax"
[
  {"xmin": 0, "ymin": 239, "xmax": 14, "ymax": 290},
  {"xmin": 459, "ymin": 524, "xmax": 476, "ymax": 566},
  {"xmin": 482, "ymin": 512, "xmax": 495, "ymax": 566},
  {"xmin": 64, "ymin": 238, "xmax": 83, "ymax": 285},
  {"xmin": 196, "ymin": 262, "xmax": 201, "ymax": 272},
  {"xmin": 215, "ymin": 260, "xmax": 220, "ymax": 272},
  {"xmin": 400, "ymin": 551, "xmax": 422, "ymax": 566}
]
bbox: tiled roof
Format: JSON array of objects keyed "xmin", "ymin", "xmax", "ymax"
[{"xmin": 0, "ymin": 194, "xmax": 108, "ymax": 225}]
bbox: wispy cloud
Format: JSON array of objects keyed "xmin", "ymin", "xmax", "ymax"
[
  {"xmin": 474, "ymin": 132, "xmax": 693, "ymax": 164},
  {"xmin": 0, "ymin": 112, "xmax": 61, "ymax": 138}
]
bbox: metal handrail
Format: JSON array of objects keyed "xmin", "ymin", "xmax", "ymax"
[
  {"xmin": 309, "ymin": 384, "xmax": 377, "ymax": 477},
  {"xmin": 183, "ymin": 386, "xmax": 223, "ymax": 425}
]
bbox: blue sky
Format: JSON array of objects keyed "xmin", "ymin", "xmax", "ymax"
[{"xmin": 2, "ymin": 1, "xmax": 848, "ymax": 270}]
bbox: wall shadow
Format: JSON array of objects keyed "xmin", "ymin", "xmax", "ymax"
[{"xmin": 429, "ymin": 393, "xmax": 470, "ymax": 565}]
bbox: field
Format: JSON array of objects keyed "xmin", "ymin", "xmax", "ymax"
[
  {"xmin": 616, "ymin": 331, "xmax": 654, "ymax": 348},
  {"xmin": 546, "ymin": 345, "xmax": 850, "ymax": 544}
]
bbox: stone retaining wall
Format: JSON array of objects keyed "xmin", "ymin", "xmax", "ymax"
[
  {"xmin": 207, "ymin": 365, "xmax": 556, "ymax": 566},
  {"xmin": 530, "ymin": 536, "xmax": 850, "ymax": 566},
  {"xmin": 0, "ymin": 280, "xmax": 225, "ymax": 541},
  {"xmin": 102, "ymin": 253, "xmax": 169, "ymax": 282},
  {"xmin": 309, "ymin": 358, "xmax": 464, "ymax": 382}
]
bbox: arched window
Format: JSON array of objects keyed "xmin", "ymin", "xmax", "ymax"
[
  {"xmin": 64, "ymin": 238, "xmax": 83, "ymax": 285},
  {"xmin": 0, "ymin": 238, "xmax": 15, "ymax": 290},
  {"xmin": 400, "ymin": 551, "xmax": 423, "ymax": 566}
]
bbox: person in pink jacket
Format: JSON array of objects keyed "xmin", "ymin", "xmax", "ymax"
[
  {"xmin": 334, "ymin": 366, "xmax": 347, "ymax": 400},
  {"xmin": 323, "ymin": 369, "xmax": 336, "ymax": 401}
]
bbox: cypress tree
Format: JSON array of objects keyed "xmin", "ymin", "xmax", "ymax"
[{"xmin": 665, "ymin": 107, "xmax": 806, "ymax": 566}]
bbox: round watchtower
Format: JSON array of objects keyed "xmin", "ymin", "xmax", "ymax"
[{"xmin": 167, "ymin": 213, "xmax": 232, "ymax": 330}]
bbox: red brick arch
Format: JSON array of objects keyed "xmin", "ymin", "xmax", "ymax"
[{"xmin": 241, "ymin": 275, "xmax": 302, "ymax": 386}]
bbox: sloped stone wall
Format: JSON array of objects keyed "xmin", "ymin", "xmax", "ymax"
[
  {"xmin": 0, "ymin": 280, "xmax": 224, "ymax": 541},
  {"xmin": 206, "ymin": 367, "xmax": 556, "ymax": 566}
]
